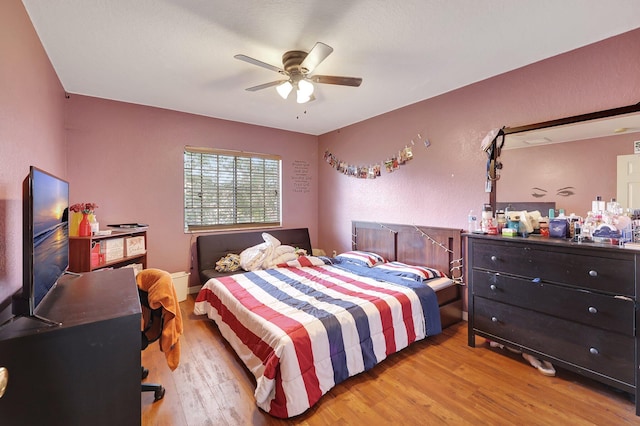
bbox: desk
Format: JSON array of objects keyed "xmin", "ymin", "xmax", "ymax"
[{"xmin": 0, "ymin": 268, "xmax": 141, "ymax": 425}]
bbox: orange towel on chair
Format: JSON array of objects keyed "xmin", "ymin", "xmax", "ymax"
[{"xmin": 136, "ymin": 268, "xmax": 184, "ymax": 371}]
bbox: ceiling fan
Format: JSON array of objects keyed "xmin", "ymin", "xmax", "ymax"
[{"xmin": 234, "ymin": 42, "xmax": 362, "ymax": 104}]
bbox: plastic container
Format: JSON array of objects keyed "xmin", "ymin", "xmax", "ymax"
[
  {"xmin": 539, "ymin": 220, "xmax": 549, "ymax": 237},
  {"xmin": 468, "ymin": 210, "xmax": 478, "ymax": 233},
  {"xmin": 170, "ymin": 271, "xmax": 190, "ymax": 302},
  {"xmin": 90, "ymin": 215, "xmax": 99, "ymax": 235}
]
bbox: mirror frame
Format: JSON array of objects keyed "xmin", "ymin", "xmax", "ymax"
[{"xmin": 489, "ymin": 101, "xmax": 640, "ymax": 213}]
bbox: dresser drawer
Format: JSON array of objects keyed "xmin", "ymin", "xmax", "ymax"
[
  {"xmin": 472, "ymin": 269, "xmax": 635, "ymax": 335},
  {"xmin": 473, "ymin": 297, "xmax": 635, "ymax": 385},
  {"xmin": 471, "ymin": 240, "xmax": 635, "ymax": 296}
]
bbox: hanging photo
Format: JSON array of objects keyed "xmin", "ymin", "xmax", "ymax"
[
  {"xmin": 323, "ymin": 134, "xmax": 423, "ymax": 178},
  {"xmin": 402, "ymin": 146, "xmax": 413, "ymax": 161},
  {"xmin": 384, "ymin": 158, "xmax": 394, "ymax": 172}
]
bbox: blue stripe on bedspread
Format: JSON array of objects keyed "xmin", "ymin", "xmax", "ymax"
[
  {"xmin": 243, "ymin": 269, "xmax": 377, "ymax": 385},
  {"xmin": 333, "ymin": 262, "xmax": 442, "ymax": 336}
]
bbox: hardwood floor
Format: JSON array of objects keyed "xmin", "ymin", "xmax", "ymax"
[{"xmin": 142, "ymin": 295, "xmax": 637, "ymax": 425}]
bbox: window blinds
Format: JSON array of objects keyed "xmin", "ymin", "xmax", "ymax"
[{"xmin": 184, "ymin": 147, "xmax": 281, "ymax": 232}]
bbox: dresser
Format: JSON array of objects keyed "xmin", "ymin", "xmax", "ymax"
[
  {"xmin": 0, "ymin": 268, "xmax": 141, "ymax": 425},
  {"xmin": 467, "ymin": 234, "xmax": 639, "ymax": 415}
]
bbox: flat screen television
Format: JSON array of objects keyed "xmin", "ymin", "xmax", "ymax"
[{"xmin": 13, "ymin": 166, "xmax": 69, "ymax": 324}]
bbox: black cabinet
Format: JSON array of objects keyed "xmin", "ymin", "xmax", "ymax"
[
  {"xmin": 0, "ymin": 268, "xmax": 141, "ymax": 425},
  {"xmin": 467, "ymin": 234, "xmax": 639, "ymax": 415}
]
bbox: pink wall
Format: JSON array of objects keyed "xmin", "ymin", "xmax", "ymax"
[
  {"xmin": 65, "ymin": 96, "xmax": 318, "ymax": 284},
  {"xmin": 0, "ymin": 0, "xmax": 67, "ymax": 307},
  {"xmin": 317, "ymin": 28, "xmax": 640, "ymax": 255}
]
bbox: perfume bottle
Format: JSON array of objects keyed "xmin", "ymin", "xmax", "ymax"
[{"xmin": 592, "ymin": 196, "xmax": 605, "ymax": 214}]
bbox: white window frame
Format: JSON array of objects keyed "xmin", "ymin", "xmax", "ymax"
[{"xmin": 184, "ymin": 146, "xmax": 282, "ymax": 232}]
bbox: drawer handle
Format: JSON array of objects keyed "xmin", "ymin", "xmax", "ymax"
[
  {"xmin": 588, "ymin": 270, "xmax": 598, "ymax": 277},
  {"xmin": 491, "ymin": 316, "xmax": 498, "ymax": 323},
  {"xmin": 589, "ymin": 347, "xmax": 599, "ymax": 355},
  {"xmin": 490, "ymin": 255, "xmax": 497, "ymax": 262},
  {"xmin": 531, "ymin": 277, "xmax": 541, "ymax": 283},
  {"xmin": 588, "ymin": 306, "xmax": 598, "ymax": 314},
  {"xmin": 490, "ymin": 284, "xmax": 497, "ymax": 291}
]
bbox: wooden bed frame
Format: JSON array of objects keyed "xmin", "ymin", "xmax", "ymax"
[{"xmin": 351, "ymin": 220, "xmax": 464, "ymax": 328}]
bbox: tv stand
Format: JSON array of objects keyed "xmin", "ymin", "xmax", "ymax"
[
  {"xmin": 10, "ymin": 290, "xmax": 65, "ymax": 327},
  {"xmin": 29, "ymin": 313, "xmax": 62, "ymax": 327},
  {"xmin": 0, "ymin": 268, "xmax": 141, "ymax": 425}
]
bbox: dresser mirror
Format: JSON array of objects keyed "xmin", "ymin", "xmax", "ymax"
[{"xmin": 493, "ymin": 102, "xmax": 640, "ymax": 216}]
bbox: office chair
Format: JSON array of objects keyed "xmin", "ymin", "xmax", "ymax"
[{"xmin": 139, "ymin": 288, "xmax": 166, "ymax": 401}]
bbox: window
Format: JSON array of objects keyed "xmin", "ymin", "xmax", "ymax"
[{"xmin": 184, "ymin": 146, "xmax": 281, "ymax": 232}]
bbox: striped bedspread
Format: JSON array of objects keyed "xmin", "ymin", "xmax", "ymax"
[{"xmin": 193, "ymin": 264, "xmax": 441, "ymax": 418}]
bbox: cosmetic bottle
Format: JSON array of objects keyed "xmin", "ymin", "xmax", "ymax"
[{"xmin": 592, "ymin": 196, "xmax": 605, "ymax": 214}]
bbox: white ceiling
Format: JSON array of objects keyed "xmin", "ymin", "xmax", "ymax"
[{"xmin": 21, "ymin": 0, "xmax": 640, "ymax": 136}]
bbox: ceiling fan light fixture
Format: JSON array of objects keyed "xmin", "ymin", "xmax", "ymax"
[
  {"xmin": 297, "ymin": 79, "xmax": 314, "ymax": 97},
  {"xmin": 276, "ymin": 81, "xmax": 293, "ymax": 99},
  {"xmin": 295, "ymin": 79, "xmax": 314, "ymax": 103},
  {"xmin": 236, "ymin": 42, "xmax": 361, "ymax": 103},
  {"xmin": 296, "ymin": 92, "xmax": 311, "ymax": 104}
]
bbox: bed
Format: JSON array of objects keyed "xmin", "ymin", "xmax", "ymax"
[{"xmin": 193, "ymin": 221, "xmax": 463, "ymax": 418}]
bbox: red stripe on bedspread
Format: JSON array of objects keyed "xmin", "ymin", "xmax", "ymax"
[
  {"xmin": 282, "ymin": 266, "xmax": 418, "ymax": 354},
  {"xmin": 197, "ymin": 276, "xmax": 322, "ymax": 418},
  {"xmin": 195, "ymin": 265, "xmax": 423, "ymax": 418},
  {"xmin": 297, "ymin": 256, "xmax": 315, "ymax": 267},
  {"xmin": 323, "ymin": 266, "xmax": 418, "ymax": 349}
]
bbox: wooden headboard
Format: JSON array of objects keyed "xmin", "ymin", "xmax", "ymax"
[{"xmin": 351, "ymin": 221, "xmax": 463, "ymax": 283}]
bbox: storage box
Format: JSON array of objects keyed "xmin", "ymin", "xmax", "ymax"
[
  {"xmin": 502, "ymin": 228, "xmax": 517, "ymax": 237},
  {"xmin": 170, "ymin": 271, "xmax": 190, "ymax": 302},
  {"xmin": 90, "ymin": 241, "xmax": 104, "ymax": 267},
  {"xmin": 102, "ymin": 238, "xmax": 124, "ymax": 262},
  {"xmin": 124, "ymin": 236, "xmax": 146, "ymax": 256}
]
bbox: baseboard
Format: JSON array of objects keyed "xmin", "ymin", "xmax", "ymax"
[{"xmin": 462, "ymin": 311, "xmax": 468, "ymax": 322}]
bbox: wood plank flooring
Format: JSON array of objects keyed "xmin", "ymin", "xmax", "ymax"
[{"xmin": 142, "ymin": 296, "xmax": 638, "ymax": 425}]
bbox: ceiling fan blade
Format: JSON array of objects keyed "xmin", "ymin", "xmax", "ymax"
[
  {"xmin": 310, "ymin": 75, "xmax": 363, "ymax": 87},
  {"xmin": 300, "ymin": 42, "xmax": 333, "ymax": 73},
  {"xmin": 234, "ymin": 54, "xmax": 285, "ymax": 74},
  {"xmin": 245, "ymin": 80, "xmax": 288, "ymax": 92}
]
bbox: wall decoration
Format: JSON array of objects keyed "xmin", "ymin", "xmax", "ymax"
[
  {"xmin": 291, "ymin": 160, "xmax": 311, "ymax": 193},
  {"xmin": 324, "ymin": 133, "xmax": 428, "ymax": 179},
  {"xmin": 530, "ymin": 186, "xmax": 576, "ymax": 198}
]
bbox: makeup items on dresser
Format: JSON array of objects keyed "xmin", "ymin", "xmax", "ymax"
[
  {"xmin": 481, "ymin": 204, "xmax": 497, "ymax": 235},
  {"xmin": 473, "ymin": 197, "xmax": 635, "ymax": 244},
  {"xmin": 592, "ymin": 195, "xmax": 605, "ymax": 215}
]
